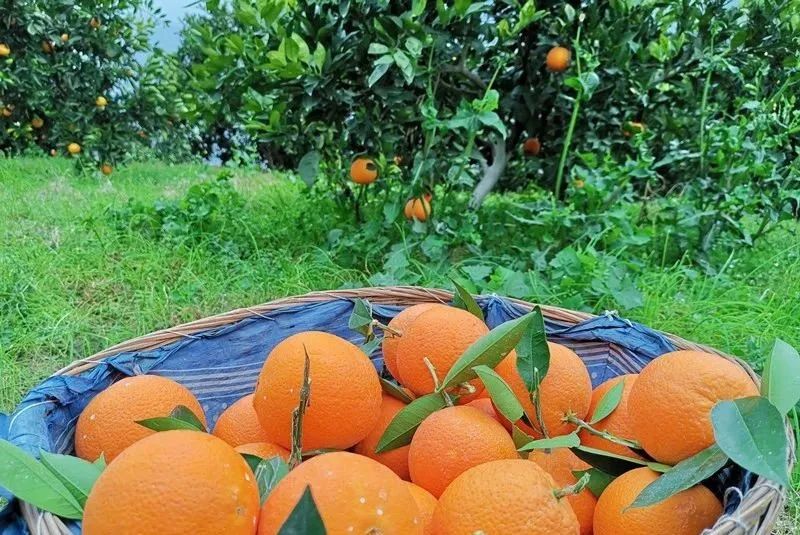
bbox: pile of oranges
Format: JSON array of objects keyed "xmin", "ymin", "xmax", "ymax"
[{"xmin": 72, "ymin": 302, "xmax": 759, "ymax": 535}]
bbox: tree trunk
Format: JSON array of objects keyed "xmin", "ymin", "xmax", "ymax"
[{"xmin": 469, "ymin": 138, "xmax": 508, "ymax": 209}]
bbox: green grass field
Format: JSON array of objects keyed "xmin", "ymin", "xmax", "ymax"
[{"xmin": 0, "ymin": 157, "xmax": 797, "ymax": 529}]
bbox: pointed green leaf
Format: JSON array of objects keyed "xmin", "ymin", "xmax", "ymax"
[
  {"xmin": 589, "ymin": 381, "xmax": 625, "ymax": 424},
  {"xmin": 761, "ymin": 339, "xmax": 800, "ymax": 415},
  {"xmin": 255, "ymin": 456, "xmax": 290, "ymax": 505},
  {"xmin": 241, "ymin": 453, "xmax": 263, "ymax": 473},
  {"xmin": 512, "ymin": 425, "xmax": 534, "ymax": 449},
  {"xmin": 515, "ymin": 307, "xmax": 549, "ymax": 393},
  {"xmin": 630, "ymin": 444, "xmax": 728, "ymax": 508},
  {"xmin": 93, "ymin": 454, "xmax": 107, "ymax": 470},
  {"xmin": 571, "ymin": 445, "xmax": 651, "ymax": 476},
  {"xmin": 472, "ymin": 365, "xmax": 523, "ymax": 422},
  {"xmin": 136, "ymin": 416, "xmax": 205, "ymax": 432},
  {"xmin": 278, "ymin": 486, "xmax": 326, "ymax": 535},
  {"xmin": 297, "ymin": 151, "xmax": 321, "ymax": 187},
  {"xmin": 572, "ymin": 468, "xmax": 616, "ymax": 498},
  {"xmin": 379, "ymin": 378, "xmax": 415, "ymax": 404},
  {"xmin": 170, "ymin": 405, "xmax": 206, "ymax": 432},
  {"xmin": 348, "ymin": 298, "xmax": 373, "ymax": 336},
  {"xmin": 39, "ymin": 451, "xmax": 103, "ymax": 507},
  {"xmin": 375, "ymin": 393, "xmax": 447, "ymax": 453},
  {"xmin": 440, "ymin": 313, "xmax": 533, "ymax": 390},
  {"xmin": 411, "ymin": 0, "xmax": 427, "ymax": 17},
  {"xmin": 360, "ymin": 337, "xmax": 381, "ymax": 357},
  {"xmin": 451, "ymin": 280, "xmax": 484, "ymax": 321},
  {"xmin": 367, "ymin": 60, "xmax": 392, "ymax": 87},
  {"xmin": 518, "ymin": 432, "xmax": 580, "ymax": 452},
  {"xmin": 711, "ymin": 397, "xmax": 791, "ymax": 487},
  {"xmin": 0, "ymin": 440, "xmax": 83, "ymax": 519}
]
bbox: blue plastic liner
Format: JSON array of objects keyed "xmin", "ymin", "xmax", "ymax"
[{"xmin": 0, "ymin": 296, "xmax": 748, "ymax": 533}]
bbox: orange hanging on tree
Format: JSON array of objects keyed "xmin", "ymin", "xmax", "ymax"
[
  {"xmin": 350, "ymin": 157, "xmax": 378, "ymax": 184},
  {"xmin": 546, "ymin": 46, "xmax": 571, "ymax": 72}
]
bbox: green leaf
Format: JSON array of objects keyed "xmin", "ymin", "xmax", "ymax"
[
  {"xmin": 255, "ymin": 456, "xmax": 290, "ymax": 505},
  {"xmin": 761, "ymin": 339, "xmax": 800, "ymax": 415},
  {"xmin": 476, "ymin": 112, "xmax": 507, "ymax": 138},
  {"xmin": 39, "ymin": 451, "xmax": 103, "ymax": 507},
  {"xmin": 0, "ymin": 441, "xmax": 83, "ymax": 519},
  {"xmin": 368, "ymin": 42, "xmax": 390, "ymax": 55},
  {"xmin": 472, "ymin": 365, "xmax": 522, "ymax": 422},
  {"xmin": 136, "ymin": 416, "xmax": 204, "ymax": 432},
  {"xmin": 440, "ymin": 313, "xmax": 533, "ymax": 390},
  {"xmin": 93, "ymin": 454, "xmax": 107, "ymax": 470},
  {"xmin": 451, "ymin": 279, "xmax": 484, "ymax": 321},
  {"xmin": 379, "ymin": 377, "xmax": 414, "ymax": 404},
  {"xmin": 515, "ymin": 307, "xmax": 549, "ymax": 394},
  {"xmin": 297, "ymin": 151, "xmax": 321, "ymax": 187},
  {"xmin": 572, "ymin": 468, "xmax": 615, "ymax": 498},
  {"xmin": 573, "ymin": 467, "xmax": 615, "ymax": 497},
  {"xmin": 170, "ymin": 405, "xmax": 206, "ymax": 432},
  {"xmin": 392, "ymin": 50, "xmax": 415, "ymax": 84},
  {"xmin": 375, "ymin": 393, "xmax": 447, "ymax": 453},
  {"xmin": 348, "ymin": 298, "xmax": 373, "ymax": 336},
  {"xmin": 571, "ymin": 446, "xmax": 651, "ymax": 476},
  {"xmin": 711, "ymin": 397, "xmax": 790, "ymax": 487},
  {"xmin": 242, "ymin": 453, "xmax": 263, "ymax": 473},
  {"xmin": 629, "ymin": 445, "xmax": 728, "ymax": 508},
  {"xmin": 278, "ymin": 486, "xmax": 326, "ymax": 535},
  {"xmin": 360, "ymin": 337, "xmax": 381, "ymax": 357},
  {"xmin": 411, "ymin": 0, "xmax": 427, "ymax": 17},
  {"xmin": 589, "ymin": 381, "xmax": 625, "ymax": 424},
  {"xmin": 512, "ymin": 425, "xmax": 534, "ymax": 449},
  {"xmin": 367, "ymin": 60, "xmax": 392, "ymax": 87},
  {"xmin": 518, "ymin": 432, "xmax": 580, "ymax": 452}
]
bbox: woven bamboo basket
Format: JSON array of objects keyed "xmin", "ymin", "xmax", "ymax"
[{"xmin": 15, "ymin": 287, "xmax": 795, "ymax": 535}]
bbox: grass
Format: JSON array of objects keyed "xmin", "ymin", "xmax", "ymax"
[{"xmin": 0, "ymin": 156, "xmax": 797, "ymax": 530}]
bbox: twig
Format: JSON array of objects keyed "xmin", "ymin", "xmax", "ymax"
[
  {"xmin": 564, "ymin": 413, "xmax": 641, "ymax": 450},
  {"xmin": 289, "ymin": 347, "xmax": 313, "ymax": 469}
]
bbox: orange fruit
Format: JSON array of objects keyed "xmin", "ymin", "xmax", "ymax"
[
  {"xmin": 235, "ymin": 442, "xmax": 289, "ymax": 461},
  {"xmin": 49, "ymin": 149, "xmax": 57, "ymax": 156},
  {"xmin": 523, "ymin": 137, "xmax": 541, "ymax": 156},
  {"xmin": 529, "ymin": 448, "xmax": 596, "ymax": 535},
  {"xmin": 629, "ymin": 350, "xmax": 759, "ymax": 464},
  {"xmin": 253, "ymin": 331, "xmax": 382, "ymax": 450},
  {"xmin": 382, "ymin": 303, "xmax": 437, "ymax": 383},
  {"xmin": 75, "ymin": 374, "xmax": 206, "ymax": 462},
  {"xmin": 258, "ymin": 452, "xmax": 423, "ymax": 534},
  {"xmin": 41, "ymin": 40, "xmax": 53, "ymax": 54},
  {"xmin": 495, "ymin": 342, "xmax": 591, "ymax": 437},
  {"xmin": 60, "ymin": 33, "xmax": 69, "ymax": 43},
  {"xmin": 67, "ymin": 142, "xmax": 81, "ymax": 155},
  {"xmin": 31, "ymin": 117, "xmax": 44, "ymax": 129},
  {"xmin": 354, "ymin": 394, "xmax": 412, "ymax": 479},
  {"xmin": 406, "ymin": 482, "xmax": 437, "ymax": 535},
  {"xmin": 212, "ymin": 393, "xmax": 269, "ymax": 447},
  {"xmin": 96, "ymin": 96, "xmax": 108, "ymax": 108},
  {"xmin": 579, "ymin": 374, "xmax": 641, "ymax": 458},
  {"xmin": 83, "ymin": 431, "xmax": 259, "ymax": 535},
  {"xmin": 350, "ymin": 157, "xmax": 378, "ymax": 184},
  {"xmin": 431, "ymin": 459, "xmax": 579, "ymax": 534},
  {"xmin": 593, "ymin": 467, "xmax": 721, "ymax": 535},
  {"xmin": 395, "ymin": 305, "xmax": 489, "ymax": 397},
  {"xmin": 90, "ymin": 17, "xmax": 101, "ymax": 29},
  {"xmin": 0, "ymin": 43, "xmax": 10, "ymax": 57},
  {"xmin": 546, "ymin": 46, "xmax": 571, "ymax": 72},
  {"xmin": 404, "ymin": 196, "xmax": 432, "ymax": 221},
  {"xmin": 463, "ymin": 398, "xmax": 501, "ymax": 423},
  {"xmin": 100, "ymin": 164, "xmax": 113, "ymax": 176},
  {"xmin": 1, "ymin": 107, "xmax": 11, "ymax": 117},
  {"xmin": 408, "ymin": 406, "xmax": 518, "ymax": 497}
]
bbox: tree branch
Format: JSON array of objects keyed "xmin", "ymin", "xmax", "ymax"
[{"xmin": 469, "ymin": 137, "xmax": 508, "ymax": 209}]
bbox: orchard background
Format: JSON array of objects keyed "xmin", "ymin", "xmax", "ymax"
[{"xmin": 0, "ymin": 0, "xmax": 799, "ymax": 531}]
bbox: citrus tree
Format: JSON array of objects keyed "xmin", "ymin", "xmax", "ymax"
[{"xmin": 0, "ymin": 0, "xmax": 186, "ymax": 171}]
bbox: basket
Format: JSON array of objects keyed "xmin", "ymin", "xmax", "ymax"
[{"xmin": 1, "ymin": 286, "xmax": 794, "ymax": 535}]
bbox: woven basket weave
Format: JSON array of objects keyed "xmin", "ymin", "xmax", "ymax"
[{"xmin": 18, "ymin": 286, "xmax": 795, "ymax": 535}]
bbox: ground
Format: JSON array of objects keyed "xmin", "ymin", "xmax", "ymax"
[{"xmin": 0, "ymin": 157, "xmax": 797, "ymax": 530}]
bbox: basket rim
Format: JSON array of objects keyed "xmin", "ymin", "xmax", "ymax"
[{"xmin": 19, "ymin": 286, "xmax": 795, "ymax": 535}]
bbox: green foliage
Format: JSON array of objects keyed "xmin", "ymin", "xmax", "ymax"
[{"xmin": 0, "ymin": 1, "xmax": 185, "ymax": 167}]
